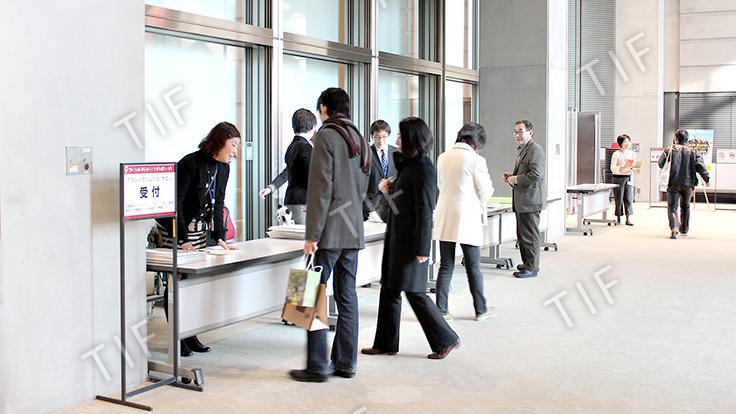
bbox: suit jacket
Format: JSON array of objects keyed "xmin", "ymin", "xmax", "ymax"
[
  {"xmin": 305, "ymin": 120, "xmax": 370, "ymax": 249},
  {"xmin": 512, "ymin": 139, "xmax": 546, "ymax": 213},
  {"xmin": 364, "ymin": 144, "xmax": 398, "ymax": 215},
  {"xmin": 270, "ymin": 135, "xmax": 312, "ymax": 205},
  {"xmin": 380, "ymin": 153, "xmax": 436, "ymax": 292},
  {"xmin": 433, "ymin": 142, "xmax": 495, "ymax": 246}
]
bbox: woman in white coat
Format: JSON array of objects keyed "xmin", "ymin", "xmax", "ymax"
[{"xmin": 434, "ymin": 123, "xmax": 495, "ymax": 321}]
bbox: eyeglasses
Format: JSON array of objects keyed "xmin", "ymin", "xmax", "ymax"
[{"xmin": 513, "ymin": 130, "xmax": 528, "ymax": 135}]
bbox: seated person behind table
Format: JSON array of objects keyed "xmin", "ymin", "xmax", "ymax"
[{"xmin": 258, "ymin": 108, "xmax": 317, "ymax": 224}]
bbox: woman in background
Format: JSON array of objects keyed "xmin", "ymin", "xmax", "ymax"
[
  {"xmin": 361, "ymin": 117, "xmax": 460, "ymax": 360},
  {"xmin": 610, "ymin": 134, "xmax": 639, "ymax": 226},
  {"xmin": 433, "ymin": 123, "xmax": 495, "ymax": 321}
]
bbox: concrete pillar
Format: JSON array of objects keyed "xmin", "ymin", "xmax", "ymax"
[
  {"xmin": 478, "ymin": 0, "xmax": 567, "ymax": 240},
  {"xmin": 614, "ymin": 0, "xmax": 665, "ymax": 202}
]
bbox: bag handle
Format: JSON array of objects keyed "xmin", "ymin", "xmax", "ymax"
[{"xmin": 304, "ymin": 254, "xmax": 323, "ymax": 274}]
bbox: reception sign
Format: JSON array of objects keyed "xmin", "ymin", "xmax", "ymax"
[{"xmin": 121, "ymin": 163, "xmax": 176, "ymax": 220}]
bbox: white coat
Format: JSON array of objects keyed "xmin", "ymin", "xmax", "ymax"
[{"xmin": 433, "ymin": 142, "xmax": 494, "ymax": 246}]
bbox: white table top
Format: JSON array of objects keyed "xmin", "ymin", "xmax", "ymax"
[{"xmin": 148, "ymin": 222, "xmax": 387, "ymax": 275}]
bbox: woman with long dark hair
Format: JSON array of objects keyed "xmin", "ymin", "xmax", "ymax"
[{"xmin": 362, "ymin": 117, "xmax": 460, "ymax": 360}]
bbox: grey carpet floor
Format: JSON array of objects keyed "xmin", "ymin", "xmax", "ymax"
[{"xmin": 67, "ymin": 205, "xmax": 736, "ymax": 414}]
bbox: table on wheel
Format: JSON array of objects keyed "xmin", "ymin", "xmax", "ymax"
[{"xmin": 566, "ymin": 183, "xmax": 619, "ymax": 236}]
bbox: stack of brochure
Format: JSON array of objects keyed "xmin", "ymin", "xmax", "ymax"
[
  {"xmin": 266, "ymin": 224, "xmax": 306, "ymax": 240},
  {"xmin": 146, "ymin": 249, "xmax": 204, "ymax": 266}
]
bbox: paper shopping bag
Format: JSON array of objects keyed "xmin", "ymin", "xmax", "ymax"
[
  {"xmin": 284, "ymin": 255, "xmax": 322, "ymax": 307},
  {"xmin": 281, "ymin": 283, "xmax": 329, "ymax": 331}
]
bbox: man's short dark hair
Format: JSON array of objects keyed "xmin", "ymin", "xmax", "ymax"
[
  {"xmin": 370, "ymin": 119, "xmax": 391, "ymax": 136},
  {"xmin": 515, "ymin": 120, "xmax": 534, "ymax": 132},
  {"xmin": 456, "ymin": 122, "xmax": 487, "ymax": 150},
  {"xmin": 616, "ymin": 134, "xmax": 631, "ymax": 147},
  {"xmin": 398, "ymin": 117, "xmax": 433, "ymax": 158},
  {"xmin": 292, "ymin": 108, "xmax": 317, "ymax": 134},
  {"xmin": 316, "ymin": 87, "xmax": 350, "ymax": 118},
  {"xmin": 674, "ymin": 128, "xmax": 689, "ymax": 145}
]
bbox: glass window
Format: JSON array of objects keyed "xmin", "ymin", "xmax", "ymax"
[
  {"xmin": 445, "ymin": 0, "xmax": 475, "ymax": 68},
  {"xmin": 283, "ymin": 0, "xmax": 345, "ymax": 43},
  {"xmin": 378, "ymin": 0, "xmax": 420, "ymax": 58},
  {"xmin": 146, "ymin": 0, "xmax": 266, "ymax": 26},
  {"xmin": 280, "ymin": 55, "xmax": 366, "ymax": 203},
  {"xmin": 377, "ymin": 69, "xmax": 419, "ymax": 146},
  {"xmin": 445, "ymin": 80, "xmax": 475, "ymax": 151},
  {"xmin": 145, "ymin": 33, "xmax": 265, "ymax": 241}
]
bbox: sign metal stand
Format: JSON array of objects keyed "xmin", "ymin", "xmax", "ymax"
[{"xmin": 96, "ymin": 163, "xmax": 191, "ymax": 411}]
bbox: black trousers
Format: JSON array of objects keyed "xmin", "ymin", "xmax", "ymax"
[
  {"xmin": 516, "ymin": 211, "xmax": 541, "ymax": 272},
  {"xmin": 667, "ymin": 185, "xmax": 694, "ymax": 233},
  {"xmin": 372, "ymin": 286, "xmax": 459, "ymax": 354},
  {"xmin": 306, "ymin": 248, "xmax": 359, "ymax": 375},
  {"xmin": 612, "ymin": 175, "xmax": 633, "ymax": 217},
  {"xmin": 435, "ymin": 241, "xmax": 487, "ymax": 316}
]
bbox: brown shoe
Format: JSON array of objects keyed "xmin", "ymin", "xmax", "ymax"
[
  {"xmin": 427, "ymin": 340, "xmax": 460, "ymax": 360},
  {"xmin": 361, "ymin": 347, "xmax": 397, "ymax": 355}
]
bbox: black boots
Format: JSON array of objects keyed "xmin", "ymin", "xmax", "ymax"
[{"xmin": 180, "ymin": 336, "xmax": 211, "ymax": 357}]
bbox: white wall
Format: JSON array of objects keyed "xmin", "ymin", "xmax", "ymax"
[
  {"xmin": 614, "ymin": 0, "xmax": 665, "ymax": 202},
  {"xmin": 664, "ymin": 0, "xmax": 680, "ymax": 92},
  {"xmin": 680, "ymin": 0, "xmax": 736, "ymax": 92},
  {"xmin": 0, "ymin": 1, "xmax": 147, "ymax": 413}
]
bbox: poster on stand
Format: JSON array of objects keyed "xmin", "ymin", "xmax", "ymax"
[{"xmin": 685, "ymin": 129, "xmax": 715, "ymax": 188}]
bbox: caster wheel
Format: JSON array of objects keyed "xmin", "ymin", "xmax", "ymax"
[
  {"xmin": 361, "ymin": 283, "xmax": 372, "ymax": 288},
  {"xmin": 329, "ymin": 325, "xmax": 336, "ymax": 331},
  {"xmin": 608, "ymin": 223, "xmax": 612, "ymax": 226},
  {"xmin": 496, "ymin": 264, "xmax": 502, "ymax": 269},
  {"xmin": 583, "ymin": 232, "xmax": 588, "ymax": 236},
  {"xmin": 180, "ymin": 377, "xmax": 192, "ymax": 385},
  {"xmin": 429, "ymin": 288, "xmax": 436, "ymax": 293},
  {"xmin": 544, "ymin": 247, "xmax": 549, "ymax": 251}
]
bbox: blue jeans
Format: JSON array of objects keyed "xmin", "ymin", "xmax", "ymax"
[
  {"xmin": 306, "ymin": 249, "xmax": 359, "ymax": 374},
  {"xmin": 435, "ymin": 241, "xmax": 487, "ymax": 316}
]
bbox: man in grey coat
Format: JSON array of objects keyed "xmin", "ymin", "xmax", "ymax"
[
  {"xmin": 503, "ymin": 120, "xmax": 546, "ymax": 278},
  {"xmin": 289, "ymin": 87, "xmax": 371, "ymax": 382}
]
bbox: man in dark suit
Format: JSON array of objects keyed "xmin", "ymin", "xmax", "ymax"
[
  {"xmin": 502, "ymin": 120, "xmax": 546, "ymax": 278},
  {"xmin": 364, "ymin": 120, "xmax": 397, "ymax": 219},
  {"xmin": 289, "ymin": 87, "xmax": 371, "ymax": 382},
  {"xmin": 258, "ymin": 109, "xmax": 317, "ymax": 224}
]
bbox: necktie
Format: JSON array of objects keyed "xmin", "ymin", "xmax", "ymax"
[{"xmin": 380, "ymin": 149, "xmax": 388, "ymax": 177}]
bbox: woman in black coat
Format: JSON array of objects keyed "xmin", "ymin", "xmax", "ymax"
[{"xmin": 361, "ymin": 117, "xmax": 460, "ymax": 360}]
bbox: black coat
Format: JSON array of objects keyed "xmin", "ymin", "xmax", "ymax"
[
  {"xmin": 658, "ymin": 145, "xmax": 710, "ymax": 189},
  {"xmin": 380, "ymin": 153, "xmax": 436, "ymax": 293},
  {"xmin": 271, "ymin": 135, "xmax": 312, "ymax": 205},
  {"xmin": 156, "ymin": 149, "xmax": 230, "ymax": 244}
]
